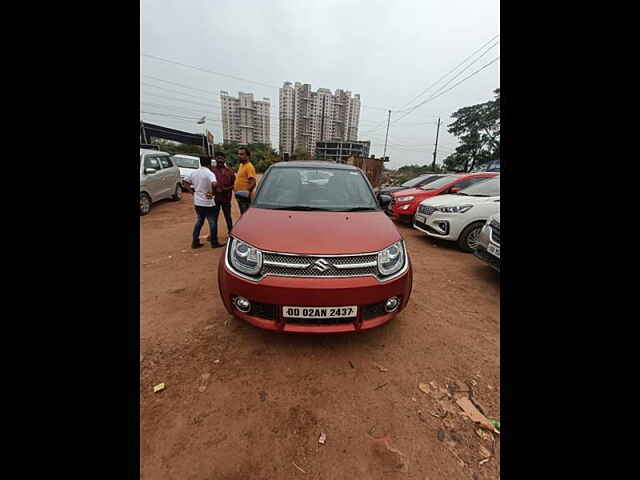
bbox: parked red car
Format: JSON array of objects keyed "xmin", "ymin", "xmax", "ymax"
[
  {"xmin": 218, "ymin": 161, "xmax": 413, "ymax": 333},
  {"xmin": 387, "ymin": 172, "xmax": 499, "ymax": 224}
]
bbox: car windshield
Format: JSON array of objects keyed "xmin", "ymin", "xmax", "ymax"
[
  {"xmin": 173, "ymin": 157, "xmax": 199, "ymax": 169},
  {"xmin": 458, "ymin": 176, "xmax": 500, "ymax": 197},
  {"xmin": 254, "ymin": 167, "xmax": 378, "ymax": 211},
  {"xmin": 401, "ymin": 175, "xmax": 431, "ymax": 188},
  {"xmin": 419, "ymin": 175, "xmax": 459, "ymax": 190}
]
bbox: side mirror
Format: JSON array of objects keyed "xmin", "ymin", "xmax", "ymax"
[
  {"xmin": 145, "ymin": 168, "xmax": 157, "ymax": 175},
  {"xmin": 450, "ymin": 187, "xmax": 462, "ymax": 194}
]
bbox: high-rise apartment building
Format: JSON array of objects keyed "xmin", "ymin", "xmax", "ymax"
[
  {"xmin": 220, "ymin": 91, "xmax": 271, "ymax": 145},
  {"xmin": 279, "ymin": 82, "xmax": 361, "ymax": 157}
]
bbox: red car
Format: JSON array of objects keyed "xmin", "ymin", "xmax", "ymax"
[
  {"xmin": 387, "ymin": 172, "xmax": 499, "ymax": 224},
  {"xmin": 218, "ymin": 161, "xmax": 413, "ymax": 333}
]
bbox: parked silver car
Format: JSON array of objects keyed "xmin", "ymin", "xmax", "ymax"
[
  {"xmin": 473, "ymin": 212, "xmax": 500, "ymax": 271},
  {"xmin": 140, "ymin": 148, "xmax": 183, "ymax": 215}
]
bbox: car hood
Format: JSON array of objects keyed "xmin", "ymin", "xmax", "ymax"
[
  {"xmin": 232, "ymin": 208, "xmax": 402, "ymax": 254},
  {"xmin": 179, "ymin": 167, "xmax": 197, "ymax": 177},
  {"xmin": 420, "ymin": 194, "xmax": 500, "ymax": 206}
]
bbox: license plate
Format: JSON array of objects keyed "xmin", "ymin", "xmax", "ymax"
[
  {"xmin": 487, "ymin": 244, "xmax": 500, "ymax": 258},
  {"xmin": 415, "ymin": 214, "xmax": 426, "ymax": 224},
  {"xmin": 282, "ymin": 306, "xmax": 358, "ymax": 319}
]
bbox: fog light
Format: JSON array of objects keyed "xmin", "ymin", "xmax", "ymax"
[
  {"xmin": 234, "ymin": 296, "xmax": 251, "ymax": 313},
  {"xmin": 385, "ymin": 296, "xmax": 400, "ymax": 312}
]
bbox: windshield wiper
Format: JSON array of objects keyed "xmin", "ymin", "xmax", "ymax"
[
  {"xmin": 456, "ymin": 192, "xmax": 469, "ymax": 196},
  {"xmin": 340, "ymin": 207, "xmax": 378, "ymax": 212},
  {"xmin": 268, "ymin": 206, "xmax": 333, "ymax": 211}
]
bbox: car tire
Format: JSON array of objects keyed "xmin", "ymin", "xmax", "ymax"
[
  {"xmin": 457, "ymin": 221, "xmax": 484, "ymax": 253},
  {"xmin": 140, "ymin": 193, "xmax": 151, "ymax": 216},
  {"xmin": 171, "ymin": 184, "xmax": 182, "ymax": 201}
]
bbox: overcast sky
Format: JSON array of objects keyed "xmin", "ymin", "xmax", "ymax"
[{"xmin": 141, "ymin": 0, "xmax": 499, "ymax": 169}]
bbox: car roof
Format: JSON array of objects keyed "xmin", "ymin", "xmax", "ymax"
[
  {"xmin": 271, "ymin": 161, "xmax": 359, "ymax": 170},
  {"xmin": 140, "ymin": 148, "xmax": 169, "ymax": 155},
  {"xmin": 172, "ymin": 154, "xmax": 200, "ymax": 159}
]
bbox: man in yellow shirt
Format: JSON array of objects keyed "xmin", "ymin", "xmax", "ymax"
[{"xmin": 234, "ymin": 147, "xmax": 257, "ymax": 214}]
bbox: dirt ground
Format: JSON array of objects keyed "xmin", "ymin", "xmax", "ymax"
[{"xmin": 140, "ymin": 184, "xmax": 500, "ymax": 480}]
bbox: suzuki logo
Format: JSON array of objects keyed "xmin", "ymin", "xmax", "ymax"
[{"xmin": 312, "ymin": 259, "xmax": 331, "ymax": 272}]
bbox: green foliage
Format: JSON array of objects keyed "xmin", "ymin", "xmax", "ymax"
[
  {"xmin": 389, "ymin": 163, "xmax": 446, "ymax": 184},
  {"xmin": 444, "ymin": 89, "xmax": 500, "ymax": 172},
  {"xmin": 151, "ymin": 139, "xmax": 279, "ymax": 173},
  {"xmin": 151, "ymin": 139, "xmax": 203, "ymax": 156},
  {"xmin": 215, "ymin": 142, "xmax": 279, "ymax": 173},
  {"xmin": 293, "ymin": 146, "xmax": 311, "ymax": 161}
]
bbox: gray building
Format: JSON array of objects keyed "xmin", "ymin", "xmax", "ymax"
[
  {"xmin": 315, "ymin": 140, "xmax": 371, "ymax": 163},
  {"xmin": 279, "ymin": 82, "xmax": 361, "ymax": 157},
  {"xmin": 220, "ymin": 91, "xmax": 271, "ymax": 145}
]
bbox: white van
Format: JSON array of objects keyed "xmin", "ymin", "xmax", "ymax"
[{"xmin": 172, "ymin": 154, "xmax": 201, "ymax": 189}]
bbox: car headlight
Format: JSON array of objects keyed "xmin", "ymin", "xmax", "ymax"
[
  {"xmin": 378, "ymin": 241, "xmax": 405, "ymax": 276},
  {"xmin": 229, "ymin": 238, "xmax": 263, "ymax": 275},
  {"xmin": 435, "ymin": 204, "xmax": 473, "ymax": 214},
  {"xmin": 396, "ymin": 196, "xmax": 414, "ymax": 202}
]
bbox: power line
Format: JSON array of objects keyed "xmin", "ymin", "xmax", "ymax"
[
  {"xmin": 142, "ymin": 58, "xmax": 389, "ymax": 112},
  {"xmin": 391, "ymin": 57, "xmax": 500, "ymax": 124},
  {"xmin": 141, "ymin": 91, "xmax": 222, "ymax": 110},
  {"xmin": 393, "ymin": 41, "xmax": 499, "ymax": 125},
  {"xmin": 140, "ymin": 101, "xmax": 221, "ymax": 118},
  {"xmin": 142, "ymin": 74, "xmax": 221, "ymax": 96},
  {"xmin": 395, "ymin": 34, "xmax": 500, "ymax": 112},
  {"xmin": 141, "ymin": 111, "xmax": 202, "ymax": 120},
  {"xmin": 141, "ymin": 89, "xmax": 280, "ymax": 119},
  {"xmin": 392, "ymin": 54, "xmax": 498, "ymax": 128},
  {"xmin": 141, "ymin": 81, "xmax": 222, "ymax": 104},
  {"xmin": 142, "ymin": 53, "xmax": 280, "ymax": 89}
]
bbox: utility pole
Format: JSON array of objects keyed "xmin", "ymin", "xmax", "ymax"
[
  {"xmin": 431, "ymin": 117, "xmax": 441, "ymax": 171},
  {"xmin": 382, "ymin": 109, "xmax": 391, "ymax": 161}
]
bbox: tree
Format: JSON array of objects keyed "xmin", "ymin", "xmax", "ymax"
[
  {"xmin": 152, "ymin": 139, "xmax": 279, "ymax": 173},
  {"xmin": 388, "ymin": 163, "xmax": 446, "ymax": 184},
  {"xmin": 215, "ymin": 142, "xmax": 279, "ymax": 173},
  {"xmin": 444, "ymin": 89, "xmax": 500, "ymax": 172},
  {"xmin": 151, "ymin": 139, "xmax": 203, "ymax": 156},
  {"xmin": 293, "ymin": 146, "xmax": 311, "ymax": 161}
]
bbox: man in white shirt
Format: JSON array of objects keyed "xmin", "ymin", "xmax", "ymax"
[{"xmin": 184, "ymin": 156, "xmax": 222, "ymax": 248}]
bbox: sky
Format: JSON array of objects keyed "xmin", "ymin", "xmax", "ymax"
[{"xmin": 140, "ymin": 0, "xmax": 499, "ymax": 169}]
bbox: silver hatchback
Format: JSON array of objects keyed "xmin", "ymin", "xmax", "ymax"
[{"xmin": 140, "ymin": 148, "xmax": 183, "ymax": 215}]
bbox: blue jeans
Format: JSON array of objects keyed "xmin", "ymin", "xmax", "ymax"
[
  {"xmin": 192, "ymin": 206, "xmax": 216, "ymax": 245},
  {"xmin": 213, "ymin": 202, "xmax": 233, "ymax": 240}
]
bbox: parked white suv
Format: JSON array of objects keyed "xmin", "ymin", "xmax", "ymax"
[
  {"xmin": 413, "ymin": 176, "xmax": 500, "ymax": 252},
  {"xmin": 140, "ymin": 148, "xmax": 183, "ymax": 215}
]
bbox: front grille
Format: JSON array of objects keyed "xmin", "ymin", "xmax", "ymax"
[
  {"xmin": 490, "ymin": 224, "xmax": 501, "ymax": 245},
  {"xmin": 262, "ymin": 252, "xmax": 378, "ymax": 278},
  {"xmin": 419, "ymin": 205, "xmax": 436, "ymax": 215}
]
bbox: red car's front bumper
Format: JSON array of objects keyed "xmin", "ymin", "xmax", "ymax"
[
  {"xmin": 218, "ymin": 258, "xmax": 413, "ymax": 334},
  {"xmin": 389, "ymin": 202, "xmax": 419, "ymax": 222}
]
